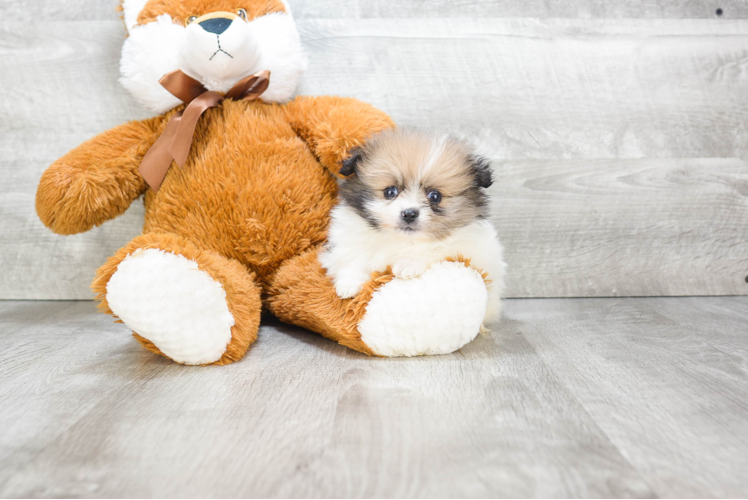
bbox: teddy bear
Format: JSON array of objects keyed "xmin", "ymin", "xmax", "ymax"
[{"xmin": 35, "ymin": 0, "xmax": 492, "ymax": 365}]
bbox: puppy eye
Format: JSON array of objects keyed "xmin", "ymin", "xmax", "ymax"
[
  {"xmin": 237, "ymin": 8, "xmax": 248, "ymax": 20},
  {"xmin": 186, "ymin": 15, "xmax": 198, "ymax": 25},
  {"xmin": 383, "ymin": 186, "xmax": 399, "ymax": 200},
  {"xmin": 427, "ymin": 190, "xmax": 442, "ymax": 204}
]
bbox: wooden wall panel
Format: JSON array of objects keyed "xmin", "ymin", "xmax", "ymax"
[
  {"xmin": 297, "ymin": 19, "xmax": 748, "ymax": 160},
  {"xmin": 3, "ymin": 0, "xmax": 746, "ymax": 20},
  {"xmin": 290, "ymin": 0, "xmax": 748, "ymax": 19},
  {"xmin": 492, "ymin": 158, "xmax": 748, "ymax": 297},
  {"xmin": 1, "ymin": 11, "xmax": 747, "ymax": 299}
]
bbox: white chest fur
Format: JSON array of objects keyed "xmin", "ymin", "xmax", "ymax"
[{"xmin": 319, "ymin": 204, "xmax": 506, "ymax": 324}]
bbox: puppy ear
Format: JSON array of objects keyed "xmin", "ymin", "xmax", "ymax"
[
  {"xmin": 470, "ymin": 155, "xmax": 493, "ymax": 188},
  {"xmin": 339, "ymin": 147, "xmax": 364, "ymax": 176}
]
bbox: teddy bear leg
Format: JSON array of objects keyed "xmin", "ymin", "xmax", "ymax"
[
  {"xmin": 92, "ymin": 233, "xmax": 262, "ymax": 365},
  {"xmin": 267, "ymin": 248, "xmax": 489, "ymax": 357}
]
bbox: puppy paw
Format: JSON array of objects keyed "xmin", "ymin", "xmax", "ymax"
[
  {"xmin": 392, "ymin": 259, "xmax": 428, "ymax": 280},
  {"xmin": 333, "ymin": 273, "xmax": 369, "ymax": 299}
]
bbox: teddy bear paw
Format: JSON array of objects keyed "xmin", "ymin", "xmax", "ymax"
[
  {"xmin": 357, "ymin": 261, "xmax": 488, "ymax": 356},
  {"xmin": 105, "ymin": 248, "xmax": 235, "ymax": 365}
]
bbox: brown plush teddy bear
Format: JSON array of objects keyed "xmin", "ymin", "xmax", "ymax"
[{"xmin": 36, "ymin": 0, "xmax": 491, "ymax": 365}]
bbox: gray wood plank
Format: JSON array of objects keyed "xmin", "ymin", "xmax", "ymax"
[
  {"xmin": 3, "ymin": 18, "xmax": 748, "ymax": 299},
  {"xmin": 492, "ymin": 158, "xmax": 748, "ymax": 297},
  {"xmin": 297, "ymin": 18, "xmax": 748, "ymax": 159},
  {"xmin": 0, "ymin": 0, "xmax": 120, "ymax": 20},
  {"xmin": 0, "ymin": 299, "xmax": 651, "ymax": 497},
  {"xmin": 0, "ymin": 20, "xmax": 150, "ymax": 301},
  {"xmin": 0, "ymin": 301, "xmax": 155, "ymax": 488},
  {"xmin": 289, "ymin": 0, "xmax": 748, "ymax": 19},
  {"xmin": 1, "ymin": 297, "xmax": 747, "ymax": 497},
  {"xmin": 512, "ymin": 296, "xmax": 748, "ymax": 498},
  {"xmin": 4, "ymin": 0, "xmax": 746, "ymax": 20}
]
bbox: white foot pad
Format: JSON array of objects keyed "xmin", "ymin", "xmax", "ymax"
[
  {"xmin": 358, "ymin": 261, "xmax": 488, "ymax": 357},
  {"xmin": 106, "ymin": 249, "xmax": 235, "ymax": 365}
]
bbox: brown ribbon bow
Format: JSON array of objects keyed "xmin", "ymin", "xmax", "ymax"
[{"xmin": 139, "ymin": 69, "xmax": 271, "ymax": 191}]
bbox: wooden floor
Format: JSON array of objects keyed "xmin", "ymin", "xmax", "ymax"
[{"xmin": 0, "ymin": 298, "xmax": 746, "ymax": 498}]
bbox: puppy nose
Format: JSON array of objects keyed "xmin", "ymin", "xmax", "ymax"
[
  {"xmin": 199, "ymin": 17, "xmax": 233, "ymax": 34},
  {"xmin": 401, "ymin": 208, "xmax": 419, "ymax": 223}
]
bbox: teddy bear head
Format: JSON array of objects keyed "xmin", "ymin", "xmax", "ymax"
[{"xmin": 120, "ymin": 0, "xmax": 307, "ymax": 113}]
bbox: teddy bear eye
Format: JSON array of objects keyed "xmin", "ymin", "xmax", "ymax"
[
  {"xmin": 186, "ymin": 15, "xmax": 198, "ymax": 25},
  {"xmin": 427, "ymin": 190, "xmax": 442, "ymax": 204},
  {"xmin": 384, "ymin": 186, "xmax": 399, "ymax": 200},
  {"xmin": 237, "ymin": 8, "xmax": 248, "ymax": 20}
]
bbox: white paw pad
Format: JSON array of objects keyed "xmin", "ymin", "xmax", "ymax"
[
  {"xmin": 106, "ymin": 248, "xmax": 235, "ymax": 365},
  {"xmin": 358, "ymin": 261, "xmax": 488, "ymax": 357}
]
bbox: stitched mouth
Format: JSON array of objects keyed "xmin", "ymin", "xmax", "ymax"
[{"xmin": 209, "ymin": 35, "xmax": 233, "ymax": 61}]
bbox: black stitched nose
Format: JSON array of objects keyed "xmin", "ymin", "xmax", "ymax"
[
  {"xmin": 199, "ymin": 17, "xmax": 233, "ymax": 34},
  {"xmin": 401, "ymin": 208, "xmax": 419, "ymax": 224}
]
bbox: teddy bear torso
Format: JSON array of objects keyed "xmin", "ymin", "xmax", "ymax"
[{"xmin": 141, "ymin": 99, "xmax": 338, "ymax": 289}]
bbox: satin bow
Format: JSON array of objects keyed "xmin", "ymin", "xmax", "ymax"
[{"xmin": 139, "ymin": 69, "xmax": 271, "ymax": 191}]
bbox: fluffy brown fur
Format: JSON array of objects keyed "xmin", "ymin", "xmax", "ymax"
[
  {"xmin": 38, "ymin": 95, "xmax": 393, "ymax": 364},
  {"xmin": 93, "ymin": 232, "xmax": 262, "ymax": 365},
  {"xmin": 136, "ymin": 0, "xmax": 286, "ymax": 26},
  {"xmin": 266, "ymin": 248, "xmax": 388, "ymax": 356},
  {"xmin": 36, "ymin": 116, "xmax": 165, "ymax": 235},
  {"xmin": 267, "ymin": 251, "xmax": 489, "ymax": 352}
]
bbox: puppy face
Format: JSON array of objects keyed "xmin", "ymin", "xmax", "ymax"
[{"xmin": 339, "ymin": 129, "xmax": 493, "ymax": 240}]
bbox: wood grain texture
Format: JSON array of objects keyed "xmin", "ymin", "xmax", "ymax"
[
  {"xmin": 289, "ymin": 0, "xmax": 747, "ymax": 19},
  {"xmin": 297, "ymin": 18, "xmax": 748, "ymax": 159},
  {"xmin": 0, "ymin": 20, "xmax": 150, "ymax": 300},
  {"xmin": 492, "ymin": 158, "xmax": 748, "ymax": 297},
  {"xmin": 4, "ymin": 0, "xmax": 745, "ymax": 20},
  {"xmin": 2, "ymin": 15, "xmax": 748, "ymax": 299},
  {"xmin": 0, "ymin": 1, "xmax": 121, "ymax": 21},
  {"xmin": 512, "ymin": 296, "xmax": 748, "ymax": 498},
  {"xmin": 0, "ymin": 297, "xmax": 747, "ymax": 497}
]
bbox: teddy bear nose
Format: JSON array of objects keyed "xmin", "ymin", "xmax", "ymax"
[{"xmin": 199, "ymin": 17, "xmax": 233, "ymax": 35}]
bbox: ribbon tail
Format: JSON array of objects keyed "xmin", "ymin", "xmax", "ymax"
[
  {"xmin": 168, "ymin": 91, "xmax": 224, "ymax": 167},
  {"xmin": 225, "ymin": 70, "xmax": 271, "ymax": 101},
  {"xmin": 139, "ymin": 72, "xmax": 270, "ymax": 192},
  {"xmin": 139, "ymin": 115, "xmax": 182, "ymax": 192},
  {"xmin": 159, "ymin": 70, "xmax": 207, "ymax": 104}
]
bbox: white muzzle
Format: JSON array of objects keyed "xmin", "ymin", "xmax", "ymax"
[{"xmin": 178, "ymin": 12, "xmax": 261, "ymax": 92}]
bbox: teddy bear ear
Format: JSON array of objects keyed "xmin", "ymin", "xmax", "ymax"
[
  {"xmin": 339, "ymin": 148, "xmax": 365, "ymax": 176},
  {"xmin": 278, "ymin": 0, "xmax": 295, "ymax": 16},
  {"xmin": 121, "ymin": 0, "xmax": 150, "ymax": 32}
]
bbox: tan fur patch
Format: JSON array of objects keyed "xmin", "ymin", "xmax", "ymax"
[
  {"xmin": 347, "ymin": 128, "xmax": 489, "ymax": 239},
  {"xmin": 358, "ymin": 129, "xmax": 476, "ymax": 197}
]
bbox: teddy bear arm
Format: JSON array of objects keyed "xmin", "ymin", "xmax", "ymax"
[
  {"xmin": 284, "ymin": 96, "xmax": 395, "ymax": 177},
  {"xmin": 268, "ymin": 248, "xmax": 491, "ymax": 357},
  {"xmin": 36, "ymin": 116, "xmax": 166, "ymax": 235}
]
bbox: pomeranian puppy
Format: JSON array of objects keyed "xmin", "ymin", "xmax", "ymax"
[{"xmin": 319, "ymin": 129, "xmax": 506, "ymax": 323}]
